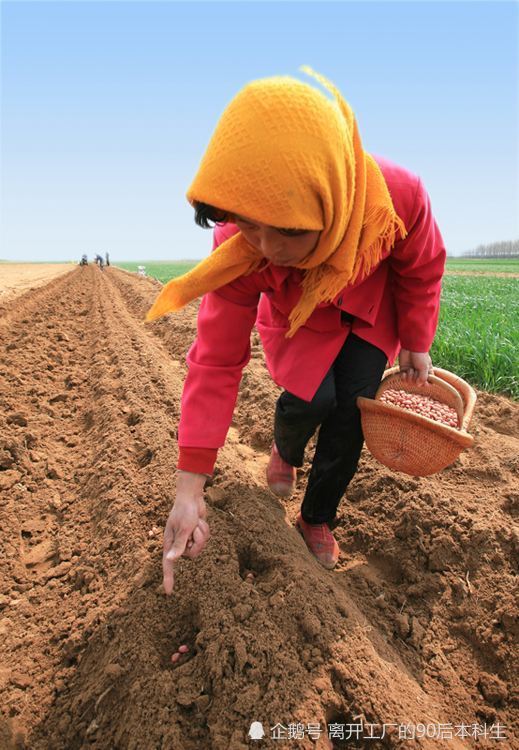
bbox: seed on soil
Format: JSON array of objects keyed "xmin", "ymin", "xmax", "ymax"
[{"xmin": 171, "ymin": 644, "xmax": 190, "ymax": 664}]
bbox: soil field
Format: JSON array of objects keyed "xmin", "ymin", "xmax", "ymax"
[
  {"xmin": 0, "ymin": 266, "xmax": 518, "ymax": 749},
  {"xmin": 0, "ymin": 264, "xmax": 74, "ymax": 303}
]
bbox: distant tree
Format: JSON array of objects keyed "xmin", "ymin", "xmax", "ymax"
[{"xmin": 461, "ymin": 239, "xmax": 519, "ymax": 258}]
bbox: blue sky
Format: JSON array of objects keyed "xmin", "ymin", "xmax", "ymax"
[{"xmin": 1, "ymin": 0, "xmax": 518, "ymax": 261}]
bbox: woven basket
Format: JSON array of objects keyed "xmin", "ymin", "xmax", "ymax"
[{"xmin": 357, "ymin": 366, "xmax": 477, "ymax": 476}]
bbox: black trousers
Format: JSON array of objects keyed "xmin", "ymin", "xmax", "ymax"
[{"xmin": 273, "ymin": 328, "xmax": 388, "ymax": 524}]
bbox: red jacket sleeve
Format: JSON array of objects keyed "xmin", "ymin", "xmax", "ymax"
[
  {"xmin": 177, "ymin": 226, "xmax": 261, "ymax": 475},
  {"xmin": 389, "ymin": 177, "xmax": 447, "ymax": 352}
]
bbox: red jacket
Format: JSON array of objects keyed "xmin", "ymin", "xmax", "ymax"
[{"xmin": 177, "ymin": 155, "xmax": 446, "ymax": 475}]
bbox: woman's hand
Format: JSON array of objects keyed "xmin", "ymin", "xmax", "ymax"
[
  {"xmin": 398, "ymin": 349, "xmax": 433, "ymax": 386},
  {"xmin": 162, "ymin": 471, "xmax": 211, "ymax": 595}
]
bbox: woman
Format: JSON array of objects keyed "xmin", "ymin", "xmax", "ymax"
[{"xmin": 145, "ymin": 68, "xmax": 446, "ymax": 593}]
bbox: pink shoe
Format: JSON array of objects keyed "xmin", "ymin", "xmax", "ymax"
[
  {"xmin": 295, "ymin": 512, "xmax": 340, "ymax": 569},
  {"xmin": 266, "ymin": 443, "xmax": 296, "ymax": 497}
]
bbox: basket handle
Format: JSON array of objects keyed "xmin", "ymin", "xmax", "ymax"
[
  {"xmin": 382, "ymin": 366, "xmax": 477, "ymax": 431},
  {"xmin": 426, "ymin": 367, "xmax": 477, "ymax": 431}
]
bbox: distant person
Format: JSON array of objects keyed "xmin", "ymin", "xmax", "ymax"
[
  {"xmin": 80, "ymin": 254, "xmax": 88, "ymax": 266},
  {"xmin": 105, "ymin": 252, "xmax": 110, "ymax": 266},
  {"xmin": 94, "ymin": 254, "xmax": 104, "ymax": 269},
  {"xmin": 145, "ymin": 68, "xmax": 446, "ymax": 593}
]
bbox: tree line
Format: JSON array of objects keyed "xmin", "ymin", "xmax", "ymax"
[{"xmin": 461, "ymin": 240, "xmax": 519, "ymax": 258}]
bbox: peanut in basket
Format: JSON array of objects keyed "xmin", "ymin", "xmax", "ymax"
[{"xmin": 379, "ymin": 389, "xmax": 459, "ymax": 428}]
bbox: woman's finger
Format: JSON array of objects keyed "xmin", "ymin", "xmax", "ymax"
[
  {"xmin": 416, "ymin": 366, "xmax": 429, "ymax": 385},
  {"xmin": 184, "ymin": 525, "xmax": 206, "ymax": 558},
  {"xmin": 163, "ymin": 519, "xmax": 174, "ymax": 555},
  {"xmin": 183, "ymin": 524, "xmax": 208, "ymax": 559},
  {"xmin": 163, "ymin": 524, "xmax": 191, "ymax": 594},
  {"xmin": 162, "ymin": 519, "xmax": 176, "ymax": 594},
  {"xmin": 162, "ymin": 548, "xmax": 175, "ymax": 595}
]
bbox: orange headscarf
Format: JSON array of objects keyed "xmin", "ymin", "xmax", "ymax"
[{"xmin": 145, "ymin": 67, "xmax": 407, "ymax": 337}]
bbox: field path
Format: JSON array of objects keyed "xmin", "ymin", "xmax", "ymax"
[{"xmin": 0, "ymin": 266, "xmax": 517, "ymax": 749}]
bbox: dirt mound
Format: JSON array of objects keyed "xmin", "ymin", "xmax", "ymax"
[{"xmin": 0, "ymin": 266, "xmax": 517, "ymax": 749}]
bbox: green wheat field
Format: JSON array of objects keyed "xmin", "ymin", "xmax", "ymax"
[{"xmin": 117, "ymin": 259, "xmax": 519, "ymax": 399}]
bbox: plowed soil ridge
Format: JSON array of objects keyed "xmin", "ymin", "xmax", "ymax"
[{"xmin": 0, "ymin": 266, "xmax": 517, "ymax": 750}]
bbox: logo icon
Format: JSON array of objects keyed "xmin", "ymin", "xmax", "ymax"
[{"xmin": 248, "ymin": 721, "xmax": 265, "ymax": 740}]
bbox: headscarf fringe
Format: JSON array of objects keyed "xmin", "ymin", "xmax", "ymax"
[
  {"xmin": 286, "ymin": 210, "xmax": 407, "ymax": 338},
  {"xmin": 350, "ymin": 209, "xmax": 408, "ymax": 285}
]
